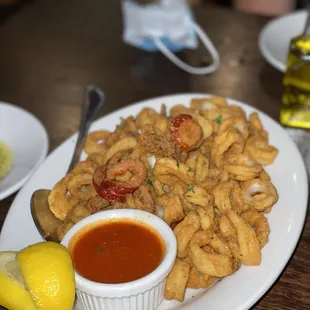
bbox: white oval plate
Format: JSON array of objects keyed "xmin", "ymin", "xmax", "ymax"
[
  {"xmin": 259, "ymin": 10, "xmax": 307, "ymax": 72},
  {"xmin": 0, "ymin": 102, "xmax": 48, "ymax": 200},
  {"xmin": 0, "ymin": 94, "xmax": 308, "ymax": 310}
]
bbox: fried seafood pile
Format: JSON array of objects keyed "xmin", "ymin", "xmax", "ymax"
[{"xmin": 48, "ymin": 96, "xmax": 279, "ymax": 301}]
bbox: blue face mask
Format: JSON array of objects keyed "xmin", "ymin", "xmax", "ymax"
[{"xmin": 122, "ymin": 0, "xmax": 220, "ymax": 75}]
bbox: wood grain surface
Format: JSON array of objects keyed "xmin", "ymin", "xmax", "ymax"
[{"xmin": 0, "ymin": 1, "xmax": 309, "ymax": 309}]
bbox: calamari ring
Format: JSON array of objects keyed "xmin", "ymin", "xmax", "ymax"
[
  {"xmin": 188, "ymin": 230, "xmax": 235, "ymax": 277},
  {"xmin": 71, "ymin": 161, "xmax": 97, "ymax": 175},
  {"xmin": 212, "ymin": 180, "xmax": 245, "ymax": 214},
  {"xmin": 67, "ymin": 173, "xmax": 97, "ymax": 201},
  {"xmin": 190, "ymin": 114, "xmax": 213, "ymax": 141},
  {"xmin": 103, "ymin": 137, "xmax": 137, "ymax": 164},
  {"xmin": 173, "ymin": 211, "xmax": 200, "ymax": 258},
  {"xmin": 218, "ymin": 116, "xmax": 249, "ymax": 140},
  {"xmin": 67, "ymin": 203, "xmax": 92, "ymax": 224},
  {"xmin": 200, "ymin": 106, "xmax": 246, "ymax": 124},
  {"xmin": 259, "ymin": 169, "xmax": 271, "ymax": 181},
  {"xmin": 196, "ymin": 205, "xmax": 215, "ymax": 231},
  {"xmin": 126, "ymin": 184, "xmax": 155, "ymax": 214},
  {"xmin": 154, "ymin": 157, "xmax": 194, "ymax": 186},
  {"xmin": 185, "ymin": 186, "xmax": 213, "ymax": 208},
  {"xmin": 211, "ymin": 128, "xmax": 244, "ymax": 167},
  {"xmin": 226, "ymin": 210, "xmax": 261, "ymax": 266},
  {"xmin": 86, "ymin": 153, "xmax": 106, "ymax": 166},
  {"xmin": 187, "ymin": 265, "xmax": 217, "ymax": 289},
  {"xmin": 208, "ymin": 166, "xmax": 229, "ymax": 182},
  {"xmin": 226, "ymin": 152, "xmax": 256, "ymax": 167},
  {"xmin": 84, "ymin": 130, "xmax": 110, "ymax": 155},
  {"xmin": 218, "ymin": 214, "xmax": 240, "ymax": 257},
  {"xmin": 157, "ymin": 194, "xmax": 185, "ymax": 227},
  {"xmin": 223, "ymin": 163, "xmax": 262, "ymax": 181},
  {"xmin": 86, "ymin": 195, "xmax": 110, "ymax": 213},
  {"xmin": 170, "ymin": 104, "xmax": 194, "ymax": 117},
  {"xmin": 48, "ymin": 174, "xmax": 79, "ymax": 221},
  {"xmin": 242, "ymin": 178, "xmax": 278, "ymax": 212},
  {"xmin": 245, "ymin": 136, "xmax": 278, "ymax": 165},
  {"xmin": 241, "ymin": 210, "xmax": 270, "ymax": 248},
  {"xmin": 136, "ymin": 107, "xmax": 159, "ymax": 128},
  {"xmin": 190, "ymin": 97, "xmax": 228, "ymax": 111},
  {"xmin": 136, "ymin": 108, "xmax": 168, "ymax": 133},
  {"xmin": 249, "ymin": 112, "xmax": 268, "ymax": 140}
]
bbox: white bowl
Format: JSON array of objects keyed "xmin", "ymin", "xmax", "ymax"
[
  {"xmin": 61, "ymin": 209, "xmax": 177, "ymax": 310},
  {"xmin": 259, "ymin": 10, "xmax": 307, "ymax": 72},
  {"xmin": 0, "ymin": 102, "xmax": 48, "ymax": 200}
]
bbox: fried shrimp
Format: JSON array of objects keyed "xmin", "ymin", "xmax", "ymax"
[
  {"xmin": 170, "ymin": 114, "xmax": 203, "ymax": 151},
  {"xmin": 105, "ymin": 158, "xmax": 147, "ymax": 188}
]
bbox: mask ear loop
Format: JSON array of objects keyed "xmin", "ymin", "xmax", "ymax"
[{"xmin": 153, "ymin": 22, "xmax": 220, "ymax": 75}]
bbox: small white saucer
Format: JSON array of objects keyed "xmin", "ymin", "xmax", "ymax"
[
  {"xmin": 0, "ymin": 102, "xmax": 48, "ymax": 200},
  {"xmin": 259, "ymin": 10, "xmax": 307, "ymax": 72}
]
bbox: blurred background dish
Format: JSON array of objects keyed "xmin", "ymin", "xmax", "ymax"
[
  {"xmin": 0, "ymin": 102, "xmax": 48, "ymax": 200},
  {"xmin": 259, "ymin": 10, "xmax": 307, "ymax": 72}
]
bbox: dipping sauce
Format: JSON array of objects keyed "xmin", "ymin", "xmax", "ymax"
[{"xmin": 71, "ymin": 219, "xmax": 165, "ymax": 284}]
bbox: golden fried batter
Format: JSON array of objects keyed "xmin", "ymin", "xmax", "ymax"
[{"xmin": 48, "ymin": 96, "xmax": 279, "ymax": 303}]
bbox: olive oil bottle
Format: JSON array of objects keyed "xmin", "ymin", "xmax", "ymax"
[
  {"xmin": 281, "ymin": 8, "xmax": 310, "ymax": 129},
  {"xmin": 281, "ymin": 34, "xmax": 310, "ymax": 129}
]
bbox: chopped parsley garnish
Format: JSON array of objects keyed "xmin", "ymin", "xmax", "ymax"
[
  {"xmin": 213, "ymin": 115, "xmax": 223, "ymax": 124},
  {"xmin": 187, "ymin": 167, "xmax": 193, "ymax": 172},
  {"xmin": 188, "ymin": 185, "xmax": 195, "ymax": 193},
  {"xmin": 122, "ymin": 156, "xmax": 129, "ymax": 160},
  {"xmin": 176, "ymin": 161, "xmax": 180, "ymax": 168},
  {"xmin": 145, "ymin": 179, "xmax": 153, "ymax": 185},
  {"xmin": 96, "ymin": 247, "xmax": 103, "ymax": 252},
  {"xmin": 185, "ymin": 195, "xmax": 191, "ymax": 198},
  {"xmin": 197, "ymin": 271, "xmax": 202, "ymax": 277}
]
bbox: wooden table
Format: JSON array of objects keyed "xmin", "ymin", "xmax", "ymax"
[{"xmin": 0, "ymin": 1, "xmax": 309, "ymax": 309}]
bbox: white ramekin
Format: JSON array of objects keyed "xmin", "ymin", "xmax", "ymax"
[{"xmin": 61, "ymin": 209, "xmax": 177, "ymax": 310}]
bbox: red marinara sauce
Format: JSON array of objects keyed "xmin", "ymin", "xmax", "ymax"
[{"xmin": 71, "ymin": 219, "xmax": 165, "ymax": 284}]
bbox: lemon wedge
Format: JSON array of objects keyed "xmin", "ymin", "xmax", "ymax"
[
  {"xmin": 0, "ymin": 242, "xmax": 76, "ymax": 310},
  {"xmin": 17, "ymin": 242, "xmax": 76, "ymax": 310},
  {"xmin": 0, "ymin": 251, "xmax": 36, "ymax": 310}
]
